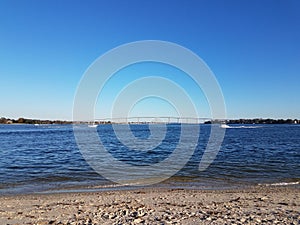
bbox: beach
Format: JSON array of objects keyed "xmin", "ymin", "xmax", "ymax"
[{"xmin": 0, "ymin": 186, "xmax": 299, "ymax": 225}]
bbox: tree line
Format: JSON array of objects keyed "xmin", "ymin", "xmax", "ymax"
[
  {"xmin": 0, "ymin": 117, "xmax": 72, "ymax": 124},
  {"xmin": 205, "ymin": 118, "xmax": 299, "ymax": 124}
]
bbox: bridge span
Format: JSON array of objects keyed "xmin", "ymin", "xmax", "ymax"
[{"xmin": 93, "ymin": 116, "xmax": 220, "ymax": 124}]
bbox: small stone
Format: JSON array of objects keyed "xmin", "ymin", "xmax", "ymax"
[
  {"xmin": 255, "ymin": 218, "xmax": 261, "ymax": 223},
  {"xmin": 206, "ymin": 217, "xmax": 212, "ymax": 221},
  {"xmin": 131, "ymin": 211, "xmax": 138, "ymax": 218},
  {"xmin": 259, "ymin": 196, "xmax": 268, "ymax": 201},
  {"xmin": 102, "ymin": 213, "xmax": 109, "ymax": 219},
  {"xmin": 189, "ymin": 212, "xmax": 196, "ymax": 217},
  {"xmin": 240, "ymin": 218, "xmax": 246, "ymax": 223},
  {"xmin": 109, "ymin": 213, "xmax": 116, "ymax": 219},
  {"xmin": 134, "ymin": 218, "xmax": 144, "ymax": 223}
]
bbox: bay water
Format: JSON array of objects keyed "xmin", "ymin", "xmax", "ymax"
[{"xmin": 0, "ymin": 124, "xmax": 299, "ymax": 194}]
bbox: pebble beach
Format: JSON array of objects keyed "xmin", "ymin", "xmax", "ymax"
[{"xmin": 0, "ymin": 186, "xmax": 299, "ymax": 225}]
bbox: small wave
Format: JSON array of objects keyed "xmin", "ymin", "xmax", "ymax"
[{"xmin": 259, "ymin": 181, "xmax": 300, "ymax": 186}]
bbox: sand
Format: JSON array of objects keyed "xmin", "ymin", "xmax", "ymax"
[{"xmin": 0, "ymin": 186, "xmax": 299, "ymax": 225}]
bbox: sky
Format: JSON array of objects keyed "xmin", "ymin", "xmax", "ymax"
[{"xmin": 0, "ymin": 0, "xmax": 299, "ymax": 120}]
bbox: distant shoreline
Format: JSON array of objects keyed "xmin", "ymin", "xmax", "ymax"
[
  {"xmin": 207, "ymin": 118, "xmax": 299, "ymax": 125},
  {"xmin": 0, "ymin": 116, "xmax": 299, "ymax": 125},
  {"xmin": 0, "ymin": 117, "xmax": 72, "ymax": 125}
]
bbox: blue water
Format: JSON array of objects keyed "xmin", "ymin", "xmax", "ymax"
[{"xmin": 0, "ymin": 124, "xmax": 299, "ymax": 194}]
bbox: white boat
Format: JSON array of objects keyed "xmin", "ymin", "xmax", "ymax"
[
  {"xmin": 220, "ymin": 124, "xmax": 230, "ymax": 129},
  {"xmin": 88, "ymin": 122, "xmax": 98, "ymax": 128}
]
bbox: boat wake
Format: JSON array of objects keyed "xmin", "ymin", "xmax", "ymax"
[{"xmin": 220, "ymin": 124, "xmax": 262, "ymax": 129}]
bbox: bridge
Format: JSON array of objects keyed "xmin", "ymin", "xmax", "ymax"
[{"xmin": 93, "ymin": 116, "xmax": 216, "ymax": 124}]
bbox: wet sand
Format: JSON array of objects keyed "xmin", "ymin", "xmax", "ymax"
[{"xmin": 0, "ymin": 186, "xmax": 299, "ymax": 224}]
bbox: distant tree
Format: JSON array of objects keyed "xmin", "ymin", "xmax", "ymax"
[
  {"xmin": 17, "ymin": 118, "xmax": 25, "ymax": 123},
  {"xmin": 0, "ymin": 117, "xmax": 7, "ymax": 124}
]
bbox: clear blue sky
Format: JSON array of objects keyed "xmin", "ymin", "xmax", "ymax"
[{"xmin": 0, "ymin": 0, "xmax": 299, "ymax": 120}]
